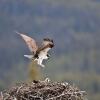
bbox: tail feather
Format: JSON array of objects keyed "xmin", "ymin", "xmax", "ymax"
[{"xmin": 24, "ymin": 55, "xmax": 33, "ymax": 59}]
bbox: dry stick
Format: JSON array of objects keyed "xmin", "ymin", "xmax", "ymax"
[
  {"xmin": 16, "ymin": 85, "xmax": 23, "ymax": 93},
  {"xmin": 13, "ymin": 97, "xmax": 17, "ymax": 100},
  {"xmin": 3, "ymin": 93, "xmax": 10, "ymax": 100},
  {"xmin": 29, "ymin": 95, "xmax": 43, "ymax": 100},
  {"xmin": 47, "ymin": 92, "xmax": 65, "ymax": 100},
  {"xmin": 1, "ymin": 79, "xmax": 86, "ymax": 100},
  {"xmin": 0, "ymin": 92, "xmax": 3, "ymax": 100},
  {"xmin": 20, "ymin": 95, "xmax": 28, "ymax": 100},
  {"xmin": 47, "ymin": 90, "xmax": 86, "ymax": 100}
]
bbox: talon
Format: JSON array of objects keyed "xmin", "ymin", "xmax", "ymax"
[
  {"xmin": 47, "ymin": 54, "xmax": 50, "ymax": 57},
  {"xmin": 47, "ymin": 56, "xmax": 50, "ymax": 60},
  {"xmin": 41, "ymin": 64, "xmax": 45, "ymax": 68},
  {"xmin": 47, "ymin": 54, "xmax": 50, "ymax": 60},
  {"xmin": 34, "ymin": 58, "xmax": 38, "ymax": 61}
]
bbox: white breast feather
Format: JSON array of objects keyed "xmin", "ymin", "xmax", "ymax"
[{"xmin": 39, "ymin": 47, "xmax": 51, "ymax": 59}]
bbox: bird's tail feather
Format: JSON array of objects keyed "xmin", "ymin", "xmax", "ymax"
[{"xmin": 24, "ymin": 55, "xmax": 33, "ymax": 59}]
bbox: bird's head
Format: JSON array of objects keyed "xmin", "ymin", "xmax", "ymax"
[{"xmin": 43, "ymin": 38, "xmax": 54, "ymax": 48}]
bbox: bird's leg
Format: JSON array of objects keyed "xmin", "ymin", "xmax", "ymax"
[
  {"xmin": 33, "ymin": 53, "xmax": 39, "ymax": 61},
  {"xmin": 38, "ymin": 58, "xmax": 45, "ymax": 67},
  {"xmin": 47, "ymin": 53, "xmax": 50, "ymax": 60},
  {"xmin": 34, "ymin": 58, "xmax": 38, "ymax": 61}
]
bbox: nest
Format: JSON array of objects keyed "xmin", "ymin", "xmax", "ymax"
[{"xmin": 0, "ymin": 78, "xmax": 86, "ymax": 100}]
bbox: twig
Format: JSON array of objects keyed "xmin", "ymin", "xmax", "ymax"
[
  {"xmin": 16, "ymin": 85, "xmax": 23, "ymax": 93},
  {"xmin": 47, "ymin": 92, "xmax": 65, "ymax": 100},
  {"xmin": 0, "ymin": 92, "xmax": 3, "ymax": 100}
]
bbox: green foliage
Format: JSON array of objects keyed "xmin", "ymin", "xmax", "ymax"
[{"xmin": 0, "ymin": 0, "xmax": 100, "ymax": 100}]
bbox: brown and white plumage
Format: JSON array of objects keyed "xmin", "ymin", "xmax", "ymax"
[
  {"xmin": 16, "ymin": 31, "xmax": 38, "ymax": 54},
  {"xmin": 16, "ymin": 31, "xmax": 54, "ymax": 67}
]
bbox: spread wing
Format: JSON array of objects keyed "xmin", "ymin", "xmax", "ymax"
[{"xmin": 16, "ymin": 31, "xmax": 38, "ymax": 53}]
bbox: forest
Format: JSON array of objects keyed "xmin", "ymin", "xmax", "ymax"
[{"xmin": 0, "ymin": 0, "xmax": 100, "ymax": 100}]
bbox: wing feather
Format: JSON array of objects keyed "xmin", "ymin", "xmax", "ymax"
[
  {"xmin": 37, "ymin": 43, "xmax": 53, "ymax": 54},
  {"xmin": 16, "ymin": 31, "xmax": 38, "ymax": 53}
]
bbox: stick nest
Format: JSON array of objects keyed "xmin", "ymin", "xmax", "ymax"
[{"xmin": 0, "ymin": 78, "xmax": 86, "ymax": 100}]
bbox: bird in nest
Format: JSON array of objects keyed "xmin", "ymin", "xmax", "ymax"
[{"xmin": 16, "ymin": 31, "xmax": 54, "ymax": 67}]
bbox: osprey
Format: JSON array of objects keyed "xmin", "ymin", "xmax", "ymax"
[{"xmin": 16, "ymin": 31, "xmax": 54, "ymax": 67}]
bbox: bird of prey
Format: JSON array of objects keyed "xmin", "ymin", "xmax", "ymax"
[{"xmin": 16, "ymin": 31, "xmax": 54, "ymax": 67}]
